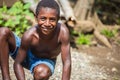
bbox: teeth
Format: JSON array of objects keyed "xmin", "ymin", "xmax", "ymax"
[
  {"xmin": 43, "ymin": 28, "xmax": 47, "ymax": 30},
  {"xmin": 42, "ymin": 26, "xmax": 53, "ymax": 30}
]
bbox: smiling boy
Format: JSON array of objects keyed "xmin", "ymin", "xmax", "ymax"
[{"xmin": 0, "ymin": 0, "xmax": 71, "ymax": 80}]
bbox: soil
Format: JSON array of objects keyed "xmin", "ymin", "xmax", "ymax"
[
  {"xmin": 75, "ymin": 44, "xmax": 120, "ymax": 80},
  {"xmin": 0, "ymin": 28, "xmax": 120, "ymax": 79},
  {"xmin": 53, "ymin": 43, "xmax": 120, "ymax": 80}
]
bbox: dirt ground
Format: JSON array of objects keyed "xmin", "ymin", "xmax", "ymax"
[
  {"xmin": 52, "ymin": 43, "xmax": 120, "ymax": 80},
  {"xmin": 0, "ymin": 43, "xmax": 120, "ymax": 80},
  {"xmin": 74, "ymin": 43, "xmax": 120, "ymax": 80}
]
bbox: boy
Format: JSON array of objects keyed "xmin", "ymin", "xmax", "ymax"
[{"xmin": 0, "ymin": 0, "xmax": 71, "ymax": 80}]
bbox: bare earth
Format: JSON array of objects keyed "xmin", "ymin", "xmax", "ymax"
[{"xmin": 0, "ymin": 44, "xmax": 120, "ymax": 80}]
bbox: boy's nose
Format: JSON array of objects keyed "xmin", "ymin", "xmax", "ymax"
[{"xmin": 44, "ymin": 20, "xmax": 50, "ymax": 26}]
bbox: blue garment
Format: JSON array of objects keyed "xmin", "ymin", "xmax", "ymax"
[{"xmin": 10, "ymin": 33, "xmax": 56, "ymax": 74}]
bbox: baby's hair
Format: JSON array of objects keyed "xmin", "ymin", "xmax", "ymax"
[{"xmin": 36, "ymin": 0, "xmax": 60, "ymax": 18}]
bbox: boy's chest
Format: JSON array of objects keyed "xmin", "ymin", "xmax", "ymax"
[
  {"xmin": 30, "ymin": 39, "xmax": 61, "ymax": 59},
  {"xmin": 31, "ymin": 38, "xmax": 61, "ymax": 53}
]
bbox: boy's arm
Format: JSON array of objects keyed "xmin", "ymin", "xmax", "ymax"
[
  {"xmin": 14, "ymin": 32, "xmax": 31, "ymax": 80},
  {"xmin": 60, "ymin": 24, "xmax": 71, "ymax": 80},
  {"xmin": 14, "ymin": 47, "xmax": 27, "ymax": 80}
]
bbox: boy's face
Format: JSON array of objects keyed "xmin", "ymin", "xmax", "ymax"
[{"xmin": 36, "ymin": 7, "xmax": 58, "ymax": 35}]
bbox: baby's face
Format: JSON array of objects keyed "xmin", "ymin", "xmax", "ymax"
[{"xmin": 36, "ymin": 7, "xmax": 58, "ymax": 35}]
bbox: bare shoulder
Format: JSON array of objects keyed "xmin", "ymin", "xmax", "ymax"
[
  {"xmin": 59, "ymin": 23, "xmax": 69, "ymax": 33},
  {"xmin": 58, "ymin": 23, "xmax": 70, "ymax": 41},
  {"xmin": 22, "ymin": 27, "xmax": 36, "ymax": 42}
]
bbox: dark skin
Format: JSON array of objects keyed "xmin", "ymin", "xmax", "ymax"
[
  {"xmin": 14, "ymin": 7, "xmax": 71, "ymax": 80},
  {"xmin": 0, "ymin": 27, "xmax": 16, "ymax": 80}
]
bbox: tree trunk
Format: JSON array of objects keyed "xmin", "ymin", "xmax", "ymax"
[
  {"xmin": 58, "ymin": 0, "xmax": 76, "ymax": 21},
  {"xmin": 74, "ymin": 0, "xmax": 95, "ymax": 20},
  {"xmin": 55, "ymin": 0, "xmax": 66, "ymax": 20}
]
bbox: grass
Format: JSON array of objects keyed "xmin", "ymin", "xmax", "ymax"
[
  {"xmin": 101, "ymin": 29, "xmax": 117, "ymax": 38},
  {"xmin": 76, "ymin": 33, "xmax": 92, "ymax": 45}
]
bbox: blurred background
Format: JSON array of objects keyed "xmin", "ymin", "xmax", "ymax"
[{"xmin": 0, "ymin": 0, "xmax": 120, "ymax": 80}]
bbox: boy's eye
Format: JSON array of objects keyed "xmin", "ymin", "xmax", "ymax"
[
  {"xmin": 39, "ymin": 17, "xmax": 46, "ymax": 21},
  {"xmin": 50, "ymin": 18, "xmax": 56, "ymax": 22}
]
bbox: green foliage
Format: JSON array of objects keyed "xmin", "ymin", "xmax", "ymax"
[
  {"xmin": 71, "ymin": 30, "xmax": 79, "ymax": 36},
  {"xmin": 76, "ymin": 33, "xmax": 92, "ymax": 45},
  {"xmin": 0, "ymin": 1, "xmax": 34, "ymax": 36},
  {"xmin": 101, "ymin": 29, "xmax": 117, "ymax": 38}
]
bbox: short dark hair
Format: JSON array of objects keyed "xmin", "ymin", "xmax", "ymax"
[{"xmin": 36, "ymin": 0, "xmax": 60, "ymax": 18}]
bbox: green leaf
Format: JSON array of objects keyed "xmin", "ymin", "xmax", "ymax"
[
  {"xmin": 101, "ymin": 29, "xmax": 117, "ymax": 38},
  {"xmin": 0, "ymin": 12, "xmax": 2, "ymax": 18},
  {"xmin": 0, "ymin": 1, "xmax": 34, "ymax": 36},
  {"xmin": 2, "ymin": 5, "xmax": 7, "ymax": 13},
  {"xmin": 23, "ymin": 10, "xmax": 34, "ymax": 18},
  {"xmin": 23, "ymin": 2, "xmax": 31, "ymax": 10},
  {"xmin": 0, "ymin": 20, "xmax": 3, "ymax": 24},
  {"xmin": 76, "ymin": 34, "xmax": 92, "ymax": 45}
]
